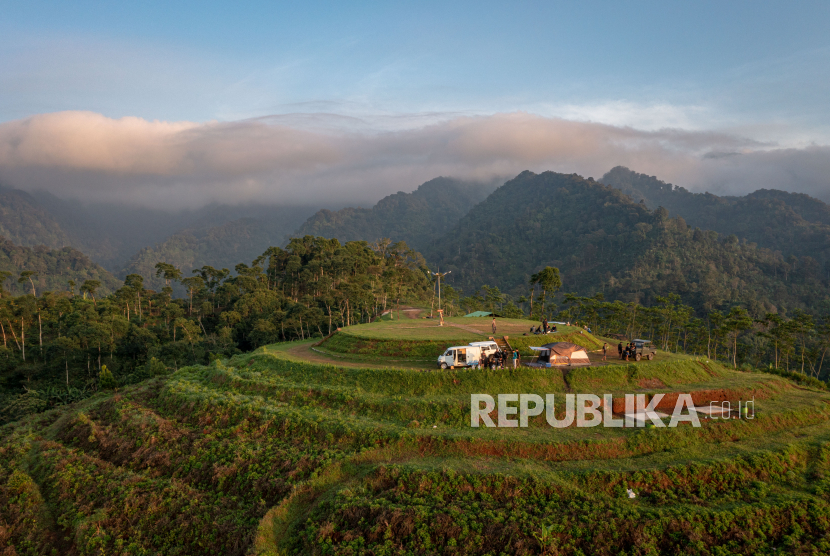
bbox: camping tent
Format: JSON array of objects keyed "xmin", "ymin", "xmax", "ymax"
[{"xmin": 527, "ymin": 342, "xmax": 591, "ymax": 367}]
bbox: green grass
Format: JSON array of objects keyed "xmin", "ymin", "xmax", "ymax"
[{"xmin": 3, "ymin": 339, "xmax": 830, "ymax": 555}]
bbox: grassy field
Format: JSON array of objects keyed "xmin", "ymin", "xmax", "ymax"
[
  {"xmin": 2, "ymin": 339, "xmax": 830, "ymax": 555},
  {"xmin": 322, "ymin": 317, "xmax": 605, "ymax": 359}
]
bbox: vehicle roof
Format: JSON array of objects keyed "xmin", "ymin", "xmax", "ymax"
[{"xmin": 469, "ymin": 341, "xmax": 498, "ymax": 346}]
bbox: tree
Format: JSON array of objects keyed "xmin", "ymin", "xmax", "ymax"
[
  {"xmin": 18, "ymin": 271, "xmax": 38, "ymax": 296},
  {"xmin": 533, "ymin": 267, "xmax": 562, "ymax": 319},
  {"xmin": 724, "ymin": 307, "xmax": 753, "ymax": 368},
  {"xmin": 155, "ymin": 263, "xmax": 183, "ymax": 287},
  {"xmin": 181, "ymin": 276, "xmax": 205, "ymax": 316},
  {"xmin": 80, "ymin": 280, "xmax": 101, "ymax": 308}
]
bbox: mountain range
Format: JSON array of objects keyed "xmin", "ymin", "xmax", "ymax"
[{"xmin": 1, "ymin": 167, "xmax": 829, "ymax": 315}]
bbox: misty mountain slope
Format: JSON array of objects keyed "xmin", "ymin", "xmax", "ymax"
[
  {"xmin": 0, "ymin": 236, "xmax": 120, "ymax": 296},
  {"xmin": 424, "ymin": 171, "xmax": 830, "ymax": 314},
  {"xmin": 293, "ymin": 177, "xmax": 500, "ymax": 251},
  {"xmin": 0, "ymin": 186, "xmax": 74, "ymax": 250},
  {"xmin": 601, "ymin": 166, "xmax": 830, "ymax": 266},
  {"xmin": 31, "ymin": 192, "xmax": 322, "ymax": 272},
  {"xmin": 123, "ymin": 216, "xmax": 300, "ymax": 290}
]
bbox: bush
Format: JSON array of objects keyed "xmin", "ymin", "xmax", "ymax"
[{"xmin": 98, "ymin": 365, "xmax": 117, "ymax": 389}]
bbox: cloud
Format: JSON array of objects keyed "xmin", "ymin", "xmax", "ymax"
[{"xmin": 0, "ymin": 110, "xmax": 828, "ymax": 209}]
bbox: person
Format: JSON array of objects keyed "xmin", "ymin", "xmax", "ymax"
[
  {"xmin": 624, "ymin": 343, "xmax": 631, "ymax": 361},
  {"xmin": 541, "ymin": 318, "xmax": 547, "ymax": 334},
  {"xmin": 552, "ymin": 323, "xmax": 557, "ymax": 333},
  {"xmin": 602, "ymin": 342, "xmax": 607, "ymax": 361},
  {"xmin": 492, "ymin": 317, "xmax": 497, "ymax": 334},
  {"xmin": 618, "ymin": 342, "xmax": 623, "ymax": 359},
  {"xmin": 512, "ymin": 349, "xmax": 519, "ymax": 369}
]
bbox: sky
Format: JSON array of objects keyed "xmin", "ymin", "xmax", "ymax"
[{"xmin": 1, "ymin": 0, "xmax": 829, "ymax": 208}]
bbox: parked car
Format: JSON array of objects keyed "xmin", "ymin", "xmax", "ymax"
[
  {"xmin": 437, "ymin": 345, "xmax": 482, "ymax": 369},
  {"xmin": 468, "ymin": 341, "xmax": 500, "ymax": 358},
  {"xmin": 633, "ymin": 339, "xmax": 657, "ymax": 361}
]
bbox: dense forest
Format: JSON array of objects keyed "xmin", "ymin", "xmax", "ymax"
[
  {"xmin": 0, "ymin": 237, "xmax": 120, "ymax": 296},
  {"xmin": 423, "ymin": 171, "xmax": 830, "ymax": 315},
  {"xmin": 602, "ymin": 166, "xmax": 830, "ymax": 273},
  {"xmin": 0, "ymin": 236, "xmax": 432, "ymax": 424}
]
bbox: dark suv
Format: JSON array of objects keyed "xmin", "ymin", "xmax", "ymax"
[{"xmin": 633, "ymin": 339, "xmax": 657, "ymax": 361}]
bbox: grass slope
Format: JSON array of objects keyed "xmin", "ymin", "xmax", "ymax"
[{"xmin": 1, "ymin": 344, "xmax": 830, "ymax": 555}]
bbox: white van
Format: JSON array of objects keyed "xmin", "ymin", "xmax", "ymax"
[
  {"xmin": 468, "ymin": 341, "xmax": 500, "ymax": 358},
  {"xmin": 437, "ymin": 345, "xmax": 482, "ymax": 369}
]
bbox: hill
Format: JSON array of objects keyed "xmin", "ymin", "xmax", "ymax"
[
  {"xmin": 3, "ymin": 346, "xmax": 830, "ymax": 554},
  {"xmin": 602, "ymin": 166, "xmax": 830, "ymax": 269},
  {"xmin": 0, "ymin": 236, "xmax": 120, "ymax": 295},
  {"xmin": 122, "ymin": 213, "xmax": 315, "ymax": 291},
  {"xmin": 0, "ymin": 186, "xmax": 74, "ymax": 250},
  {"xmin": 0, "ymin": 183, "xmax": 322, "ymax": 274},
  {"xmin": 424, "ymin": 171, "xmax": 830, "ymax": 314},
  {"xmin": 293, "ymin": 177, "xmax": 499, "ymax": 251}
]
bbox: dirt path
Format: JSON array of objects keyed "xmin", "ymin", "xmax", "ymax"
[{"xmin": 283, "ymin": 343, "xmax": 427, "ymax": 368}]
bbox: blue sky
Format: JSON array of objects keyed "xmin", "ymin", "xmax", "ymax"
[
  {"xmin": 3, "ymin": 1, "xmax": 829, "ymax": 132},
  {"xmin": 1, "ymin": 1, "xmax": 829, "ymax": 207}
]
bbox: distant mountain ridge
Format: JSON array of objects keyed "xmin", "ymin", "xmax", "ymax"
[
  {"xmin": 122, "ymin": 216, "xmax": 302, "ymax": 291},
  {"xmin": 423, "ymin": 171, "xmax": 830, "ymax": 315},
  {"xmin": 0, "ymin": 236, "xmax": 120, "ymax": 296},
  {"xmin": 293, "ymin": 177, "xmax": 500, "ymax": 251},
  {"xmin": 601, "ymin": 166, "xmax": 830, "ymax": 270}
]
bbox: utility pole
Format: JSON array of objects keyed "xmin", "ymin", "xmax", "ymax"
[{"xmin": 432, "ymin": 268, "xmax": 451, "ymax": 326}]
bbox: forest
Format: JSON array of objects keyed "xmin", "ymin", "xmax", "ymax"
[{"xmin": 0, "ymin": 236, "xmax": 431, "ymax": 424}]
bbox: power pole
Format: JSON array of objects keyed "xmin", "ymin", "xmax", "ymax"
[{"xmin": 432, "ymin": 268, "xmax": 451, "ymax": 325}]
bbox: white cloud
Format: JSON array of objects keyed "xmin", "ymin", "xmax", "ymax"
[{"xmin": 0, "ymin": 110, "xmax": 828, "ymax": 209}]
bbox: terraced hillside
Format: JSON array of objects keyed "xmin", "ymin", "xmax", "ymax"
[{"xmin": 3, "ymin": 337, "xmax": 830, "ymax": 555}]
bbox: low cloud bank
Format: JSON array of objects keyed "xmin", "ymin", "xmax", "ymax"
[{"xmin": 0, "ymin": 110, "xmax": 828, "ymax": 209}]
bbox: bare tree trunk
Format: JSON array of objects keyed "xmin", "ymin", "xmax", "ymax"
[
  {"xmin": 38, "ymin": 312, "xmax": 43, "ymax": 353},
  {"xmin": 0, "ymin": 321, "xmax": 6, "ymax": 348},
  {"xmin": 21, "ymin": 318, "xmax": 25, "ymax": 362},
  {"xmin": 7, "ymin": 320, "xmax": 20, "ymax": 351}
]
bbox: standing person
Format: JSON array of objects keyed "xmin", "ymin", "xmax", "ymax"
[
  {"xmin": 492, "ymin": 317, "xmax": 497, "ymax": 334},
  {"xmin": 542, "ymin": 318, "xmax": 548, "ymax": 334},
  {"xmin": 512, "ymin": 349, "xmax": 519, "ymax": 369},
  {"xmin": 618, "ymin": 342, "xmax": 623, "ymax": 359},
  {"xmin": 602, "ymin": 343, "xmax": 608, "ymax": 362}
]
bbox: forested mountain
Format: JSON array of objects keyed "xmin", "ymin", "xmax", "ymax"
[
  {"xmin": 0, "ymin": 186, "xmax": 74, "ymax": 249},
  {"xmin": 424, "ymin": 171, "xmax": 830, "ymax": 315},
  {"xmin": 0, "ymin": 236, "xmax": 120, "ymax": 295},
  {"xmin": 293, "ymin": 177, "xmax": 499, "ymax": 251},
  {"xmin": 602, "ymin": 166, "xmax": 830, "ymax": 273},
  {"xmin": 0, "ymin": 182, "xmax": 321, "ymax": 273}
]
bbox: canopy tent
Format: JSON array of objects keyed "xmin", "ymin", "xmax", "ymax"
[
  {"xmin": 527, "ymin": 342, "xmax": 591, "ymax": 367},
  {"xmin": 463, "ymin": 311, "xmax": 502, "ymax": 317}
]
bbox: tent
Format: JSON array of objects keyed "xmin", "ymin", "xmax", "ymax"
[{"xmin": 527, "ymin": 342, "xmax": 591, "ymax": 367}]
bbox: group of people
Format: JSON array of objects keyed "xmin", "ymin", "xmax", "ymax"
[
  {"xmin": 617, "ymin": 342, "xmax": 637, "ymax": 361},
  {"xmin": 480, "ymin": 349, "xmax": 520, "ymax": 369},
  {"xmin": 530, "ymin": 318, "xmax": 558, "ymax": 335}
]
